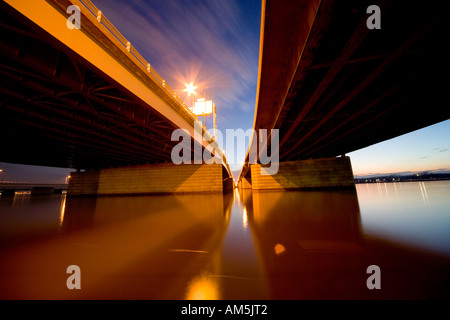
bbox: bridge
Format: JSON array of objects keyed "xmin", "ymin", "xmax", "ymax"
[
  {"xmin": 0, "ymin": 182, "xmax": 67, "ymax": 196},
  {"xmin": 1, "ymin": 0, "xmax": 449, "ymax": 195},
  {"xmin": 238, "ymin": 0, "xmax": 449, "ymax": 190},
  {"xmin": 0, "ymin": 0, "xmax": 232, "ymax": 195}
]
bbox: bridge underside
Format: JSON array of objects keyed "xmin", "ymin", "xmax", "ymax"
[
  {"xmin": 240, "ymin": 0, "xmax": 449, "ymax": 190},
  {"xmin": 1, "ymin": 2, "xmax": 185, "ymax": 170},
  {"xmin": 1, "ymin": 1, "xmax": 233, "ymax": 194},
  {"xmin": 239, "ymin": 157, "xmax": 355, "ymax": 191},
  {"xmin": 0, "ymin": 1, "xmax": 204, "ymax": 170}
]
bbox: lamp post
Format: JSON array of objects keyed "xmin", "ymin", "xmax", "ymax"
[
  {"xmin": 0, "ymin": 169, "xmax": 4, "ymax": 183},
  {"xmin": 184, "ymin": 82, "xmax": 197, "ymax": 111},
  {"xmin": 204, "ymin": 87, "xmax": 207, "ymax": 128},
  {"xmin": 203, "ymin": 87, "xmax": 217, "ymax": 140},
  {"xmin": 213, "ymin": 103, "xmax": 217, "ymax": 139},
  {"xmin": 185, "ymin": 83, "xmax": 218, "ymax": 139}
]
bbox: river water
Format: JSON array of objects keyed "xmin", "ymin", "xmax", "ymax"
[{"xmin": 0, "ymin": 181, "xmax": 449, "ymax": 299}]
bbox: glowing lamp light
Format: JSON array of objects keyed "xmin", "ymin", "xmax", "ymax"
[
  {"xmin": 185, "ymin": 274, "xmax": 220, "ymax": 300},
  {"xmin": 274, "ymin": 243, "xmax": 286, "ymax": 255},
  {"xmin": 184, "ymin": 82, "xmax": 197, "ymax": 96},
  {"xmin": 193, "ymin": 98, "xmax": 214, "ymax": 116}
]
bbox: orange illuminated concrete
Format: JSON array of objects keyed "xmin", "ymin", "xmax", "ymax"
[
  {"xmin": 251, "ymin": 156, "xmax": 354, "ymax": 191},
  {"xmin": 68, "ymin": 164, "xmax": 232, "ymax": 196}
]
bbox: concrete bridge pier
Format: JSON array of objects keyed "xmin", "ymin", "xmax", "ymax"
[
  {"xmin": 248, "ymin": 156, "xmax": 355, "ymax": 191},
  {"xmin": 67, "ymin": 163, "xmax": 233, "ymax": 196},
  {"xmin": 237, "ymin": 175, "xmax": 252, "ymax": 190}
]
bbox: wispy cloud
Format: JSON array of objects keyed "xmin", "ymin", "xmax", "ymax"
[{"xmin": 431, "ymin": 147, "xmax": 449, "ymax": 153}]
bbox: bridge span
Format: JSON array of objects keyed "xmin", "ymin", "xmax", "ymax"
[
  {"xmin": 1, "ymin": 0, "xmax": 232, "ymax": 195},
  {"xmin": 238, "ymin": 0, "xmax": 449, "ymax": 190},
  {"xmin": 0, "ymin": 182, "xmax": 67, "ymax": 196},
  {"xmin": 1, "ymin": 0, "xmax": 449, "ymax": 195}
]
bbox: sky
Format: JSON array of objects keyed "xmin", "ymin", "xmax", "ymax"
[
  {"xmin": 1, "ymin": 0, "xmax": 449, "ymax": 183},
  {"xmin": 349, "ymin": 119, "xmax": 450, "ymax": 177}
]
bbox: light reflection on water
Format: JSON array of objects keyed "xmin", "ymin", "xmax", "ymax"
[
  {"xmin": 357, "ymin": 181, "xmax": 450, "ymax": 256},
  {"xmin": 0, "ymin": 181, "xmax": 449, "ymax": 299}
]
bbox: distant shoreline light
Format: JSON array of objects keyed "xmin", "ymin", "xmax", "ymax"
[{"xmin": 354, "ymin": 169, "xmax": 450, "ymax": 179}]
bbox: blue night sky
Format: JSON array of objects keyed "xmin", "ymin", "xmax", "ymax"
[{"xmin": 1, "ymin": 0, "xmax": 449, "ymax": 183}]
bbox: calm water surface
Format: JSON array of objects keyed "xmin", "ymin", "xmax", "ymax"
[{"xmin": 0, "ymin": 181, "xmax": 449, "ymax": 299}]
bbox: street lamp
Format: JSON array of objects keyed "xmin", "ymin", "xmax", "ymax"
[
  {"xmin": 0, "ymin": 169, "xmax": 4, "ymax": 182},
  {"xmin": 184, "ymin": 83, "xmax": 218, "ymax": 139},
  {"xmin": 184, "ymin": 82, "xmax": 197, "ymax": 111}
]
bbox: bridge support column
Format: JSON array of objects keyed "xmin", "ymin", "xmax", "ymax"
[
  {"xmin": 250, "ymin": 156, "xmax": 355, "ymax": 191},
  {"xmin": 68, "ymin": 163, "xmax": 227, "ymax": 196},
  {"xmin": 237, "ymin": 176, "xmax": 252, "ymax": 189}
]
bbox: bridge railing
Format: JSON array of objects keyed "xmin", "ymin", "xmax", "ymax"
[{"xmin": 78, "ymin": 0, "xmax": 199, "ymax": 121}]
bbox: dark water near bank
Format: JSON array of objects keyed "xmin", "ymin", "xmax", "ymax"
[{"xmin": 0, "ymin": 181, "xmax": 449, "ymax": 299}]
